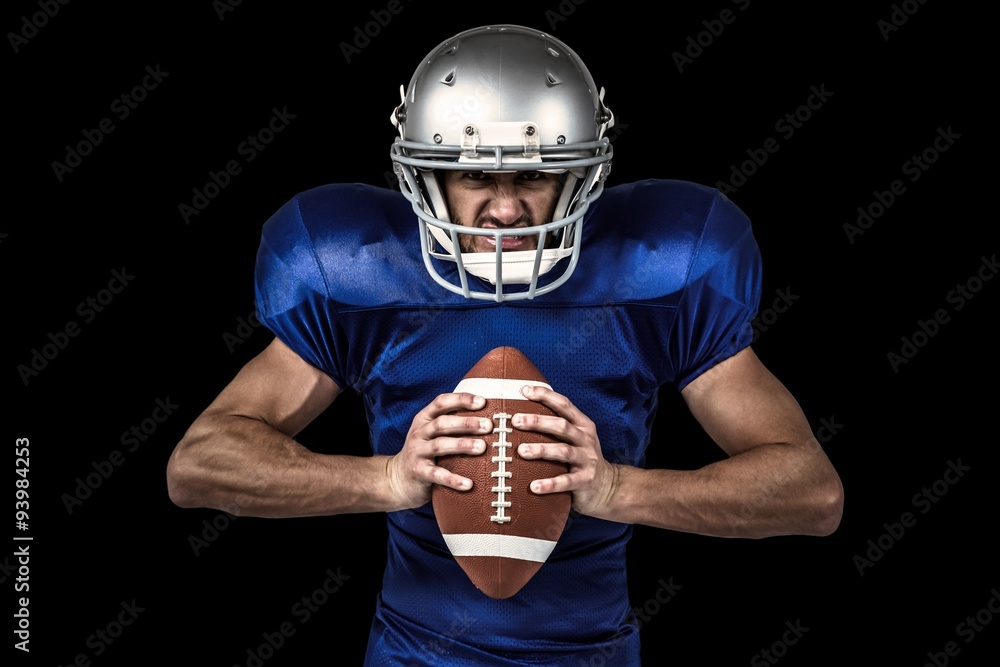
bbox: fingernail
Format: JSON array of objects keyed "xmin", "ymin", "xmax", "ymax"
[
  {"xmin": 473, "ymin": 440, "xmax": 486, "ymax": 453},
  {"xmin": 521, "ymin": 385, "xmax": 534, "ymax": 397},
  {"xmin": 480, "ymin": 418, "xmax": 493, "ymax": 431},
  {"xmin": 530, "ymin": 481, "xmax": 542, "ymax": 493},
  {"xmin": 473, "ymin": 395, "xmax": 486, "ymax": 407}
]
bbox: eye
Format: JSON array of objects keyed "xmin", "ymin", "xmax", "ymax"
[
  {"xmin": 461, "ymin": 172, "xmax": 489, "ymax": 181},
  {"xmin": 518, "ymin": 171, "xmax": 543, "ymax": 181}
]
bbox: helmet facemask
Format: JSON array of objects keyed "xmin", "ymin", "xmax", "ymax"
[{"xmin": 390, "ymin": 25, "xmax": 614, "ymax": 302}]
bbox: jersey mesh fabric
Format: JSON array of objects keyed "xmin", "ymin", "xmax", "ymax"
[{"xmin": 254, "ymin": 179, "xmax": 762, "ymax": 665}]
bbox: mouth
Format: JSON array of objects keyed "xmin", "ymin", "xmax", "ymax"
[
  {"xmin": 476, "ymin": 223, "xmax": 533, "ymax": 252},
  {"xmin": 482, "ymin": 234, "xmax": 531, "ymax": 250}
]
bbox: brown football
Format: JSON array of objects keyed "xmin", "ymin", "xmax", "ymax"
[{"xmin": 432, "ymin": 346, "xmax": 571, "ymax": 600}]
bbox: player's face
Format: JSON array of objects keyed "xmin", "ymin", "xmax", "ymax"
[{"xmin": 441, "ymin": 171, "xmax": 561, "ymax": 253}]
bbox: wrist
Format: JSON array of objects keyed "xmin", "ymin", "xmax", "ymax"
[
  {"xmin": 378, "ymin": 454, "xmax": 413, "ymax": 512},
  {"xmin": 584, "ymin": 462, "xmax": 627, "ymax": 523}
]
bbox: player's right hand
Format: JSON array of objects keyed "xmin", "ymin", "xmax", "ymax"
[{"xmin": 385, "ymin": 392, "xmax": 493, "ymax": 510}]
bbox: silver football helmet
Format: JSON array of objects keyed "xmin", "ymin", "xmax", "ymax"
[{"xmin": 390, "ymin": 25, "xmax": 614, "ymax": 302}]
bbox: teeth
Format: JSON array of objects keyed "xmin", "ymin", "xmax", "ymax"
[{"xmin": 481, "ymin": 235, "xmax": 527, "ymax": 250}]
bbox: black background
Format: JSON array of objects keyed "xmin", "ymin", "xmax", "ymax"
[{"xmin": 6, "ymin": 1, "xmax": 996, "ymax": 665}]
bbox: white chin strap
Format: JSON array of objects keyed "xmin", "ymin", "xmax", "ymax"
[{"xmin": 428, "ymin": 242, "xmax": 571, "ymax": 285}]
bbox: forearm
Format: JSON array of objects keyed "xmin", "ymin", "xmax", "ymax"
[
  {"xmin": 167, "ymin": 412, "xmax": 399, "ymax": 518},
  {"xmin": 595, "ymin": 441, "xmax": 843, "ymax": 538}
]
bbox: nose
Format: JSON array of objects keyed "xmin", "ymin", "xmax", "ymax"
[{"xmin": 484, "ymin": 176, "xmax": 526, "ymax": 226}]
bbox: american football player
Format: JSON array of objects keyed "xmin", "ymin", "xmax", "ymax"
[{"xmin": 167, "ymin": 24, "xmax": 843, "ymax": 666}]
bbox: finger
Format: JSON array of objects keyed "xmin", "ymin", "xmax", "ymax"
[
  {"xmin": 421, "ymin": 392, "xmax": 486, "ymax": 419},
  {"xmin": 427, "ymin": 437, "xmax": 487, "ymax": 458},
  {"xmin": 418, "ymin": 460, "xmax": 476, "ymax": 492},
  {"xmin": 424, "ymin": 415, "xmax": 495, "ymax": 438},
  {"xmin": 511, "ymin": 412, "xmax": 576, "ymax": 439},
  {"xmin": 517, "ymin": 441, "xmax": 575, "ymax": 464},
  {"xmin": 527, "ymin": 471, "xmax": 577, "ymax": 495},
  {"xmin": 433, "ymin": 468, "xmax": 476, "ymax": 492},
  {"xmin": 519, "ymin": 384, "xmax": 587, "ymax": 423}
]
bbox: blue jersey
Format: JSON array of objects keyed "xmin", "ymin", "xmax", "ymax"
[{"xmin": 254, "ymin": 179, "xmax": 762, "ymax": 665}]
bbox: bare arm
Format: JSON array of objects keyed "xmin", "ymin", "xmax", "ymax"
[
  {"xmin": 518, "ymin": 347, "xmax": 844, "ymax": 538},
  {"xmin": 167, "ymin": 337, "xmax": 382, "ymax": 517},
  {"xmin": 167, "ymin": 337, "xmax": 490, "ymax": 517}
]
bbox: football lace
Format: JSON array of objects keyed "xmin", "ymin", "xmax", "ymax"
[{"xmin": 490, "ymin": 413, "xmax": 513, "ymax": 524}]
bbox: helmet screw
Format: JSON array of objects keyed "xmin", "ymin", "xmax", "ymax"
[
  {"xmin": 464, "ymin": 125, "xmax": 475, "ymax": 136},
  {"xmin": 525, "ymin": 125, "xmax": 536, "ymax": 136},
  {"xmin": 556, "ymin": 135, "xmax": 566, "ymax": 144},
  {"xmin": 433, "ymin": 134, "xmax": 443, "ymax": 144}
]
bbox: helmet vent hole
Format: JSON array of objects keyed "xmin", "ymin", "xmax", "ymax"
[
  {"xmin": 546, "ymin": 47, "xmax": 560, "ymax": 57},
  {"xmin": 546, "ymin": 72, "xmax": 561, "ymax": 86},
  {"xmin": 442, "ymin": 70, "xmax": 457, "ymax": 85}
]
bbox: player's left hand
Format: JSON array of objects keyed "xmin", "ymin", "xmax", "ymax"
[{"xmin": 513, "ymin": 385, "xmax": 619, "ymax": 518}]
